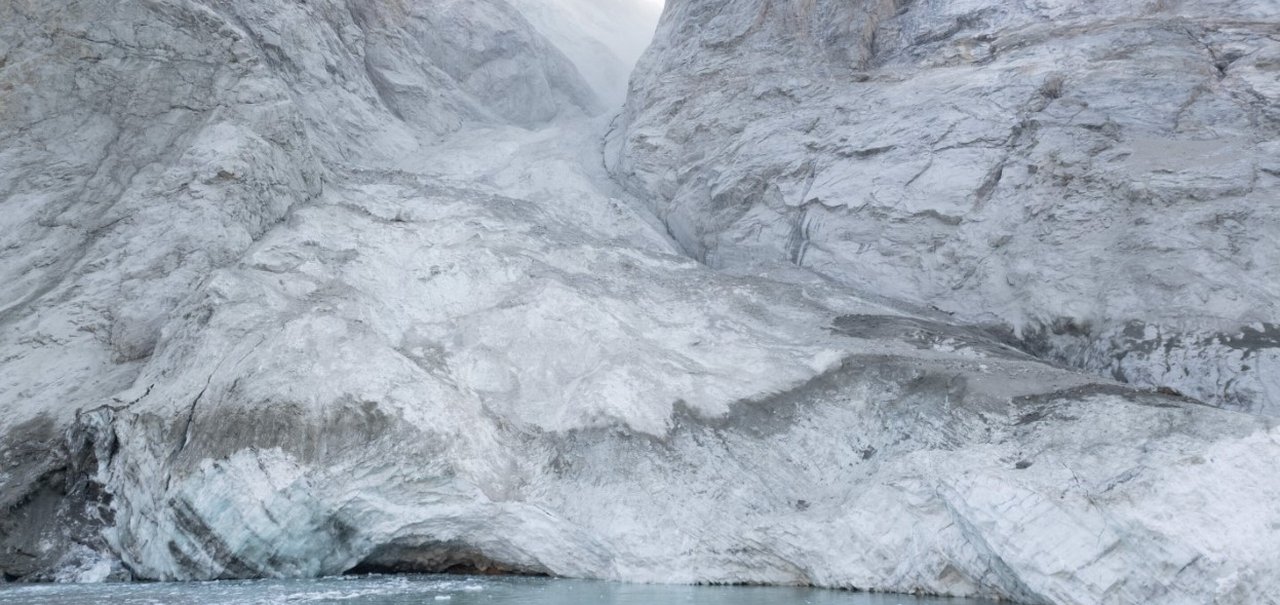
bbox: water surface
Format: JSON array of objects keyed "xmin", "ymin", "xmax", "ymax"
[{"xmin": 0, "ymin": 575, "xmax": 999, "ymax": 605}]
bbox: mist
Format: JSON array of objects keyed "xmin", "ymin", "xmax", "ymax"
[{"xmin": 508, "ymin": 0, "xmax": 665, "ymax": 106}]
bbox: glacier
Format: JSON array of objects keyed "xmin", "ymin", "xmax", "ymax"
[{"xmin": 1, "ymin": 0, "xmax": 1279, "ymax": 604}]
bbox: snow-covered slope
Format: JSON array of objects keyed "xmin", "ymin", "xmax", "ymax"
[
  {"xmin": 609, "ymin": 0, "xmax": 1280, "ymax": 416},
  {"xmin": 2, "ymin": 1, "xmax": 1279, "ymax": 604}
]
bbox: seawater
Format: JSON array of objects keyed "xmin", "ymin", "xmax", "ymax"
[{"xmin": 0, "ymin": 575, "xmax": 999, "ymax": 605}]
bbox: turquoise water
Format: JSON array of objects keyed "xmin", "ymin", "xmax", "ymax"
[{"xmin": 0, "ymin": 575, "xmax": 998, "ymax": 604}]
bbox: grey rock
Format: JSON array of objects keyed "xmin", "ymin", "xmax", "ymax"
[
  {"xmin": 1, "ymin": 1, "xmax": 1278, "ymax": 604},
  {"xmin": 0, "ymin": 0, "xmax": 598, "ymax": 583},
  {"xmin": 608, "ymin": 0, "xmax": 1280, "ymax": 415}
]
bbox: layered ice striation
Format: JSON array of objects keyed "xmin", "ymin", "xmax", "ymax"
[
  {"xmin": 608, "ymin": 0, "xmax": 1280, "ymax": 415},
  {"xmin": 1, "ymin": 1, "xmax": 1279, "ymax": 604}
]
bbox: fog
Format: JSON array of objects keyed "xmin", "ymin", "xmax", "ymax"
[{"xmin": 509, "ymin": 0, "xmax": 665, "ymax": 106}]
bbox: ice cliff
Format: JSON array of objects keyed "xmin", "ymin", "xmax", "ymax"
[{"xmin": 2, "ymin": 1, "xmax": 1279, "ymax": 604}]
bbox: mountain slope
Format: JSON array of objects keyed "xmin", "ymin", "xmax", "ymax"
[
  {"xmin": 1, "ymin": 1, "xmax": 1278, "ymax": 603},
  {"xmin": 608, "ymin": 0, "xmax": 1280, "ymax": 415}
]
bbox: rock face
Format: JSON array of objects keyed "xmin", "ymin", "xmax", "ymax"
[
  {"xmin": 608, "ymin": 0, "xmax": 1280, "ymax": 416},
  {"xmin": 2, "ymin": 1, "xmax": 1279, "ymax": 604},
  {"xmin": 0, "ymin": 0, "xmax": 600, "ymax": 581}
]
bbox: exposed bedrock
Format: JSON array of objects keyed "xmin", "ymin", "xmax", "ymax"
[
  {"xmin": 1, "ymin": 0, "xmax": 1278, "ymax": 604},
  {"xmin": 0, "ymin": 0, "xmax": 600, "ymax": 584},
  {"xmin": 607, "ymin": 0, "xmax": 1280, "ymax": 415}
]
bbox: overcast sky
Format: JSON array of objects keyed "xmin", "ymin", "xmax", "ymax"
[{"xmin": 509, "ymin": 0, "xmax": 665, "ymax": 104}]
